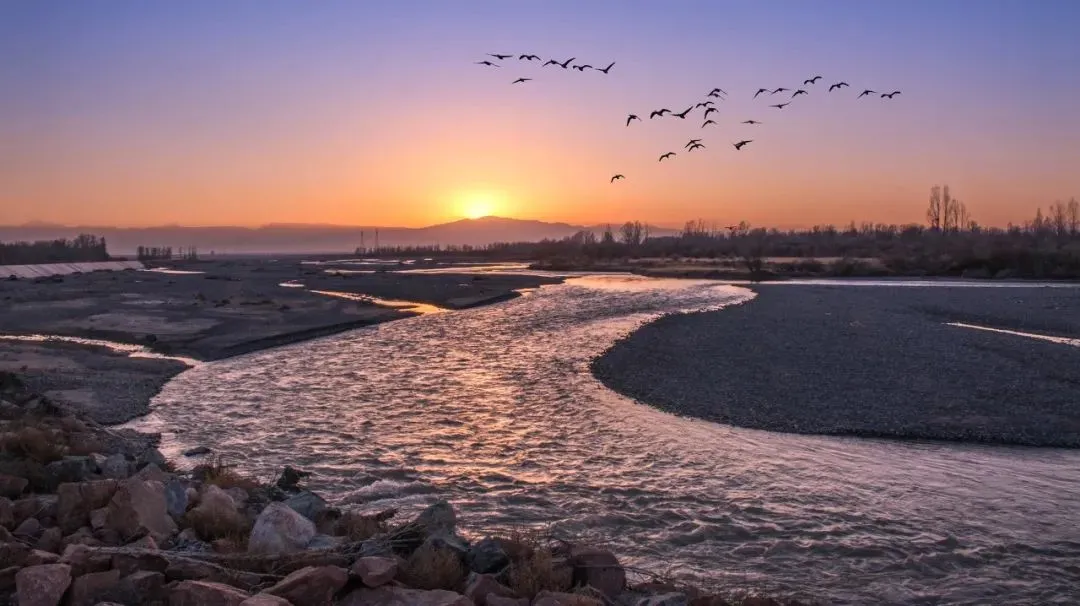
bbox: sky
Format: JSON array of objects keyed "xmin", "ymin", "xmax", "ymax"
[{"xmin": 2, "ymin": 1, "xmax": 1079, "ymax": 229}]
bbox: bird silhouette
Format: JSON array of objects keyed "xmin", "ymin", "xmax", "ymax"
[
  {"xmin": 475, "ymin": 61, "xmax": 500, "ymax": 67},
  {"xmin": 596, "ymin": 61, "xmax": 616, "ymax": 74},
  {"xmin": 703, "ymin": 107, "xmax": 718, "ymax": 118},
  {"xmin": 804, "ymin": 76, "xmax": 823, "ymax": 85},
  {"xmin": 542, "ymin": 59, "xmax": 559, "ymax": 67},
  {"xmin": 733, "ymin": 140, "xmax": 752, "ymax": 150},
  {"xmin": 512, "ymin": 78, "xmax": 532, "ymax": 84},
  {"xmin": 626, "ymin": 114, "xmax": 640, "ymax": 126},
  {"xmin": 488, "ymin": 53, "xmax": 513, "ymax": 60},
  {"xmin": 725, "ymin": 225, "xmax": 739, "ymax": 231},
  {"xmin": 687, "ymin": 143, "xmax": 706, "ymax": 151},
  {"xmin": 671, "ymin": 106, "xmax": 694, "ymax": 119},
  {"xmin": 708, "ymin": 91, "xmax": 724, "ymax": 98},
  {"xmin": 610, "ymin": 174, "xmax": 625, "ymax": 182},
  {"xmin": 684, "ymin": 139, "xmax": 702, "ymax": 149},
  {"xmin": 518, "ymin": 54, "xmax": 540, "ymax": 61},
  {"xmin": 771, "ymin": 87, "xmax": 789, "ymax": 94},
  {"xmin": 770, "ymin": 102, "xmax": 790, "ymax": 109},
  {"xmin": 695, "ymin": 101, "xmax": 714, "ymax": 108},
  {"xmin": 659, "ymin": 152, "xmax": 677, "ymax": 161},
  {"xmin": 556, "ymin": 57, "xmax": 576, "ymax": 69},
  {"xmin": 754, "ymin": 88, "xmax": 769, "ymax": 98},
  {"xmin": 572, "ymin": 64, "xmax": 593, "ymax": 71},
  {"xmin": 702, "ymin": 120, "xmax": 717, "ymax": 128},
  {"xmin": 649, "ymin": 109, "xmax": 671, "ymax": 119},
  {"xmin": 858, "ymin": 89, "xmax": 877, "ymax": 98},
  {"xmin": 708, "ymin": 88, "xmax": 728, "ymax": 96},
  {"xmin": 792, "ymin": 89, "xmax": 808, "ymax": 97},
  {"xmin": 881, "ymin": 91, "xmax": 901, "ymax": 99},
  {"xmin": 742, "ymin": 120, "xmax": 762, "ymax": 125},
  {"xmin": 828, "ymin": 82, "xmax": 850, "ymax": 92}
]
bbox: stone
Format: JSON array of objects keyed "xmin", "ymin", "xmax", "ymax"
[
  {"xmin": 45, "ymin": 456, "xmax": 98, "ymax": 485},
  {"xmin": 466, "ymin": 537, "xmax": 510, "ymax": 574},
  {"xmin": 0, "ymin": 473, "xmax": 28, "ymax": 498},
  {"xmin": 340, "ymin": 586, "xmax": 474, "ymax": 606},
  {"xmin": 60, "ymin": 544, "xmax": 112, "ymax": 576},
  {"xmin": 69, "ymin": 569, "xmax": 121, "ymax": 606},
  {"xmin": 0, "ymin": 565, "xmax": 18, "ymax": 592},
  {"xmin": 485, "ymin": 598, "xmax": 527, "ymax": 606},
  {"xmin": 127, "ymin": 534, "xmax": 159, "ymax": 549},
  {"xmin": 568, "ymin": 546, "xmax": 625, "ymax": 597},
  {"xmin": 137, "ymin": 448, "xmax": 168, "ymax": 470},
  {"xmin": 0, "ymin": 496, "xmax": 13, "ymax": 528},
  {"xmin": 36, "ymin": 526, "xmax": 63, "ymax": 553},
  {"xmin": 15, "ymin": 563, "xmax": 72, "ymax": 606},
  {"xmin": 183, "ymin": 446, "xmax": 212, "ymax": 457},
  {"xmin": 284, "ymin": 490, "xmax": 327, "ymax": 522},
  {"xmin": 414, "ymin": 500, "xmax": 456, "ymax": 536},
  {"xmin": 112, "ymin": 551, "xmax": 169, "ymax": 577},
  {"xmin": 165, "ymin": 479, "xmax": 189, "ymax": 519},
  {"xmin": 25, "ymin": 549, "xmax": 61, "ymax": 565},
  {"xmin": 115, "ymin": 570, "xmax": 166, "ymax": 604},
  {"xmin": 248, "ymin": 502, "xmax": 316, "ymax": 555},
  {"xmin": 13, "ymin": 494, "xmax": 58, "ymax": 526},
  {"xmin": 350, "ymin": 556, "xmax": 398, "ymax": 587},
  {"xmin": 264, "ymin": 565, "xmax": 348, "ymax": 605},
  {"xmin": 463, "ymin": 572, "xmax": 517, "ymax": 606},
  {"xmin": 306, "ymin": 534, "xmax": 345, "ymax": 550},
  {"xmin": 64, "ymin": 526, "xmax": 102, "ymax": 547},
  {"xmin": 0, "ymin": 541, "xmax": 31, "ymax": 568},
  {"xmin": 184, "ymin": 485, "xmax": 248, "ymax": 542},
  {"xmin": 169, "ymin": 580, "xmax": 251, "ymax": 606},
  {"xmin": 99, "ymin": 454, "xmax": 131, "ymax": 480},
  {"xmin": 426, "ymin": 532, "xmax": 470, "ymax": 558},
  {"xmin": 134, "ymin": 463, "xmax": 170, "ymax": 483},
  {"xmin": 240, "ymin": 594, "xmax": 292, "ymax": 606},
  {"xmin": 105, "ymin": 478, "xmax": 177, "ymax": 543},
  {"xmin": 14, "ymin": 515, "xmax": 42, "ymax": 540},
  {"xmin": 533, "ymin": 591, "xmax": 602, "ymax": 606},
  {"xmin": 90, "ymin": 507, "xmax": 109, "ymax": 530},
  {"xmin": 635, "ymin": 594, "xmax": 689, "ymax": 606},
  {"xmin": 57, "ymin": 480, "xmax": 120, "ymax": 533}
]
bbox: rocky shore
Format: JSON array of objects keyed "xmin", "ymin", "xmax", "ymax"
[
  {"xmin": 592, "ymin": 284, "xmax": 1080, "ymax": 447},
  {"xmin": 0, "ymin": 372, "xmax": 801, "ymax": 606}
]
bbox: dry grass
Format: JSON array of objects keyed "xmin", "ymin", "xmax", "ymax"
[
  {"xmin": 0, "ymin": 425, "xmax": 67, "ymax": 463},
  {"xmin": 337, "ymin": 510, "xmax": 389, "ymax": 541},
  {"xmin": 195, "ymin": 457, "xmax": 263, "ymax": 491},
  {"xmin": 506, "ymin": 545, "xmax": 573, "ymax": 599},
  {"xmin": 399, "ymin": 541, "xmax": 467, "ymax": 591}
]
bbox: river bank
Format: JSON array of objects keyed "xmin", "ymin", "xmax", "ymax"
[{"xmin": 592, "ymin": 283, "xmax": 1080, "ymax": 447}]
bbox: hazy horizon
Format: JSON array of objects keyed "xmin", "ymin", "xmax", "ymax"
[{"xmin": 3, "ymin": 1, "xmax": 1078, "ymax": 229}]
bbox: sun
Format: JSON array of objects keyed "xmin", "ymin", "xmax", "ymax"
[
  {"xmin": 455, "ymin": 190, "xmax": 504, "ymax": 220},
  {"xmin": 463, "ymin": 199, "xmax": 494, "ymax": 220}
]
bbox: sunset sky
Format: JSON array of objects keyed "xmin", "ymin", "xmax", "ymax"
[{"xmin": 2, "ymin": 1, "xmax": 1078, "ymax": 229}]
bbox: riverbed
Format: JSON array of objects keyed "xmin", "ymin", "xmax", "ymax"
[{"xmin": 124, "ymin": 276, "xmax": 1080, "ymax": 605}]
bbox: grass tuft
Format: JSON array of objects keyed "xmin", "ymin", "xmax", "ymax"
[{"xmin": 399, "ymin": 541, "xmax": 467, "ymax": 591}]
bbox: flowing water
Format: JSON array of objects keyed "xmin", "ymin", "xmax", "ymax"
[{"xmin": 128, "ymin": 275, "xmax": 1080, "ymax": 605}]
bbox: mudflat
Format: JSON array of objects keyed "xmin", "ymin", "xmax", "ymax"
[{"xmin": 592, "ymin": 283, "xmax": 1080, "ymax": 447}]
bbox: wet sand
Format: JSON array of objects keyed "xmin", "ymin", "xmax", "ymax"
[{"xmin": 592, "ymin": 284, "xmax": 1080, "ymax": 447}]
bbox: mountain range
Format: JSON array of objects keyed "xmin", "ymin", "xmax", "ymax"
[{"xmin": 0, "ymin": 217, "xmax": 679, "ymax": 255}]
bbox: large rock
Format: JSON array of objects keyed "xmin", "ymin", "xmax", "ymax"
[
  {"xmin": 169, "ymin": 580, "xmax": 251, "ymax": 606},
  {"xmin": 45, "ymin": 456, "xmax": 98, "ymax": 485},
  {"xmin": 57, "ymin": 479, "xmax": 119, "ymax": 533},
  {"xmin": 414, "ymin": 500, "xmax": 456, "ymax": 536},
  {"xmin": 466, "ymin": 537, "xmax": 510, "ymax": 574},
  {"xmin": 264, "ymin": 565, "xmax": 348, "ymax": 606},
  {"xmin": 15, "ymin": 563, "xmax": 72, "ymax": 606},
  {"xmin": 533, "ymin": 591, "xmax": 602, "ymax": 606},
  {"xmin": 25, "ymin": 549, "xmax": 61, "ymax": 566},
  {"xmin": 165, "ymin": 478, "xmax": 189, "ymax": 519},
  {"xmin": 14, "ymin": 516, "xmax": 42, "ymax": 540},
  {"xmin": 350, "ymin": 556, "xmax": 398, "ymax": 587},
  {"xmin": 112, "ymin": 550, "xmax": 169, "ymax": 577},
  {"xmin": 68, "ymin": 569, "xmax": 121, "ymax": 606},
  {"xmin": 0, "ymin": 473, "xmax": 27, "ymax": 498},
  {"xmin": 248, "ymin": 502, "xmax": 316, "ymax": 555},
  {"xmin": 100, "ymin": 454, "xmax": 131, "ymax": 480},
  {"xmin": 0, "ymin": 541, "xmax": 31, "ymax": 568},
  {"xmin": 568, "ymin": 546, "xmax": 625, "ymax": 597},
  {"xmin": 0, "ymin": 497, "xmax": 13, "ymax": 528},
  {"xmin": 185, "ymin": 485, "xmax": 247, "ymax": 541},
  {"xmin": 13, "ymin": 494, "xmax": 58, "ymax": 526},
  {"xmin": 35, "ymin": 526, "xmax": 63, "ymax": 553},
  {"xmin": 463, "ymin": 572, "xmax": 517, "ymax": 606},
  {"xmin": 240, "ymin": 595, "xmax": 292, "ymax": 606},
  {"xmin": 485, "ymin": 598, "xmax": 527, "ymax": 606},
  {"xmin": 105, "ymin": 478, "xmax": 177, "ymax": 543},
  {"xmin": 274, "ymin": 466, "xmax": 310, "ymax": 493},
  {"xmin": 284, "ymin": 490, "xmax": 328, "ymax": 522},
  {"xmin": 340, "ymin": 586, "xmax": 474, "ymax": 606},
  {"xmin": 115, "ymin": 570, "xmax": 166, "ymax": 604},
  {"xmin": 61, "ymin": 544, "xmax": 112, "ymax": 576}
]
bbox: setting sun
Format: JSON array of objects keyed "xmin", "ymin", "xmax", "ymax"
[{"xmin": 454, "ymin": 190, "xmax": 507, "ymax": 220}]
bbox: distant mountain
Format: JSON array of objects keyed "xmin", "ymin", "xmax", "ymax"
[{"xmin": 0, "ymin": 217, "xmax": 679, "ymax": 255}]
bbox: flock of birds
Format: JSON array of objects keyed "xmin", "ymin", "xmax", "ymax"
[{"xmin": 473, "ymin": 53, "xmax": 902, "ymax": 183}]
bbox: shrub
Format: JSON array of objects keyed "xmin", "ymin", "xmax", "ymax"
[
  {"xmin": 0, "ymin": 425, "xmax": 67, "ymax": 463},
  {"xmin": 194, "ymin": 458, "xmax": 263, "ymax": 491},
  {"xmin": 507, "ymin": 546, "xmax": 573, "ymax": 598},
  {"xmin": 399, "ymin": 541, "xmax": 467, "ymax": 591},
  {"xmin": 337, "ymin": 510, "xmax": 388, "ymax": 541}
]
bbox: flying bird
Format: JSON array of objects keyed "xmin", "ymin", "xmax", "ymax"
[
  {"xmin": 703, "ymin": 107, "xmax": 718, "ymax": 118},
  {"xmin": 626, "ymin": 114, "xmax": 641, "ymax": 126},
  {"xmin": 687, "ymin": 143, "xmax": 706, "ymax": 151},
  {"xmin": 695, "ymin": 101, "xmax": 715, "ymax": 108},
  {"xmin": 708, "ymin": 90, "xmax": 725, "ymax": 98},
  {"xmin": 858, "ymin": 89, "xmax": 877, "ymax": 98},
  {"xmin": 881, "ymin": 91, "xmax": 901, "ymax": 99},
  {"xmin": 684, "ymin": 139, "xmax": 702, "ymax": 149},
  {"xmin": 792, "ymin": 89, "xmax": 808, "ymax": 97},
  {"xmin": 659, "ymin": 152, "xmax": 676, "ymax": 161},
  {"xmin": 572, "ymin": 64, "xmax": 593, "ymax": 71},
  {"xmin": 512, "ymin": 78, "xmax": 532, "ymax": 84},
  {"xmin": 708, "ymin": 88, "xmax": 728, "ymax": 96},
  {"xmin": 488, "ymin": 53, "xmax": 513, "ymax": 60},
  {"xmin": 754, "ymin": 88, "xmax": 769, "ymax": 98},
  {"xmin": 804, "ymin": 76, "xmax": 823, "ymax": 85},
  {"xmin": 742, "ymin": 120, "xmax": 761, "ymax": 125},
  {"xmin": 649, "ymin": 109, "xmax": 671, "ymax": 119},
  {"xmin": 770, "ymin": 102, "xmax": 790, "ymax": 109},
  {"xmin": 610, "ymin": 174, "xmax": 625, "ymax": 182},
  {"xmin": 702, "ymin": 120, "xmax": 717, "ymax": 128},
  {"xmin": 828, "ymin": 81, "xmax": 849, "ymax": 92},
  {"xmin": 671, "ymin": 106, "xmax": 694, "ymax": 119},
  {"xmin": 519, "ymin": 54, "xmax": 540, "ymax": 61},
  {"xmin": 475, "ymin": 61, "xmax": 500, "ymax": 67},
  {"xmin": 771, "ymin": 87, "xmax": 789, "ymax": 94},
  {"xmin": 733, "ymin": 140, "xmax": 752, "ymax": 150},
  {"xmin": 542, "ymin": 59, "xmax": 559, "ymax": 67},
  {"xmin": 596, "ymin": 61, "xmax": 616, "ymax": 74},
  {"xmin": 557, "ymin": 57, "xmax": 576, "ymax": 69}
]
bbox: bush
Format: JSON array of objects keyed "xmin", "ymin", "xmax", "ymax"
[{"xmin": 399, "ymin": 541, "xmax": 467, "ymax": 591}]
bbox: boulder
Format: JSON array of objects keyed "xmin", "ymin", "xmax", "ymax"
[
  {"xmin": 414, "ymin": 500, "xmax": 456, "ymax": 536},
  {"xmin": 635, "ymin": 594, "xmax": 689, "ymax": 606},
  {"xmin": 224, "ymin": 487, "xmax": 249, "ymax": 507},
  {"xmin": 105, "ymin": 478, "xmax": 177, "ymax": 543},
  {"xmin": 463, "ymin": 572, "xmax": 517, "ymax": 606},
  {"xmin": 568, "ymin": 547, "xmax": 625, "ymax": 597},
  {"xmin": 57, "ymin": 480, "xmax": 120, "ymax": 533},
  {"xmin": 14, "ymin": 516, "xmax": 42, "ymax": 540},
  {"xmin": 264, "ymin": 565, "xmax": 348, "ymax": 606},
  {"xmin": 134, "ymin": 463, "xmax": 171, "ymax": 483},
  {"xmin": 248, "ymin": 502, "xmax": 316, "ymax": 555},
  {"xmin": 466, "ymin": 537, "xmax": 510, "ymax": 574},
  {"xmin": 533, "ymin": 591, "xmax": 602, "ymax": 606},
  {"xmin": 127, "ymin": 535, "xmax": 159, "ymax": 550},
  {"xmin": 112, "ymin": 551, "xmax": 169, "ymax": 577},
  {"xmin": 350, "ymin": 556, "xmax": 398, "ymax": 587},
  {"xmin": 165, "ymin": 479, "xmax": 189, "ymax": 519},
  {"xmin": 0, "ymin": 565, "xmax": 18, "ymax": 592},
  {"xmin": 427, "ymin": 532, "xmax": 470, "ymax": 558},
  {"xmin": 485, "ymin": 598, "xmax": 527, "ymax": 606},
  {"xmin": 340, "ymin": 586, "xmax": 474, "ymax": 606},
  {"xmin": 240, "ymin": 594, "xmax": 292, "ymax": 606},
  {"xmin": 15, "ymin": 563, "xmax": 72, "ymax": 606},
  {"xmin": 90, "ymin": 507, "xmax": 109, "ymax": 530},
  {"xmin": 0, "ymin": 541, "xmax": 31, "ymax": 568},
  {"xmin": 284, "ymin": 490, "xmax": 327, "ymax": 522},
  {"xmin": 68, "ymin": 569, "xmax": 121, "ymax": 606},
  {"xmin": 136, "ymin": 448, "xmax": 168, "ymax": 470},
  {"xmin": 45, "ymin": 456, "xmax": 98, "ymax": 485},
  {"xmin": 35, "ymin": 526, "xmax": 63, "ymax": 553},
  {"xmin": 115, "ymin": 570, "xmax": 166, "ymax": 604},
  {"xmin": 13, "ymin": 494, "xmax": 58, "ymax": 526},
  {"xmin": 0, "ymin": 496, "xmax": 13, "ymax": 528},
  {"xmin": 25, "ymin": 549, "xmax": 61, "ymax": 566},
  {"xmin": 0, "ymin": 473, "xmax": 27, "ymax": 498},
  {"xmin": 64, "ymin": 526, "xmax": 102, "ymax": 547},
  {"xmin": 60, "ymin": 544, "xmax": 112, "ymax": 576},
  {"xmin": 99, "ymin": 454, "xmax": 131, "ymax": 480},
  {"xmin": 169, "ymin": 580, "xmax": 251, "ymax": 606},
  {"xmin": 185, "ymin": 485, "xmax": 248, "ymax": 542}
]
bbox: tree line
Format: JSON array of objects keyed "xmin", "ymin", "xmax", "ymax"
[{"xmin": 0, "ymin": 234, "xmax": 110, "ymax": 265}]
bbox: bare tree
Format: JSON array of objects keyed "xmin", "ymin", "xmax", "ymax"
[
  {"xmin": 927, "ymin": 185, "xmax": 942, "ymax": 230},
  {"xmin": 1067, "ymin": 197, "xmax": 1080, "ymax": 235},
  {"xmin": 619, "ymin": 221, "xmax": 645, "ymax": 247}
]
